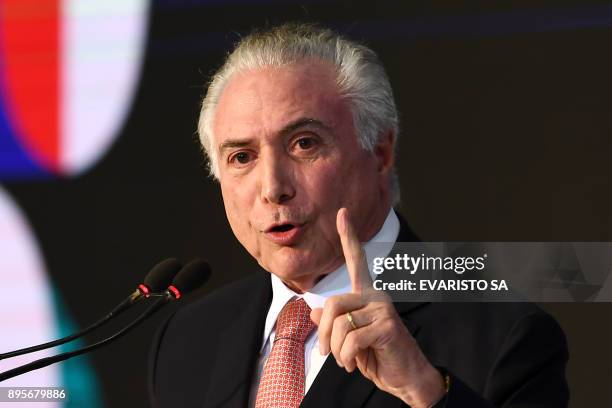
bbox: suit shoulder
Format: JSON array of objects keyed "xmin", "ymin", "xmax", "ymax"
[
  {"xmin": 410, "ymin": 302, "xmax": 567, "ymax": 395},
  {"xmin": 170, "ymin": 270, "xmax": 270, "ymax": 326},
  {"xmin": 413, "ymin": 302, "xmax": 564, "ymax": 355}
]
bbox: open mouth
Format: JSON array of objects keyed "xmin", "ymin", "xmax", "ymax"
[
  {"xmin": 264, "ymin": 223, "xmax": 304, "ymax": 245},
  {"xmin": 269, "ymin": 224, "xmax": 295, "ymax": 233}
]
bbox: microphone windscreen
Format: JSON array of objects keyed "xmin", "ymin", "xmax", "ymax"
[
  {"xmin": 144, "ymin": 258, "xmax": 183, "ymax": 291},
  {"xmin": 171, "ymin": 259, "xmax": 212, "ymax": 295}
]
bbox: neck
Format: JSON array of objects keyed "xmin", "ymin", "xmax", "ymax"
[{"xmin": 281, "ymin": 272, "xmax": 330, "ymax": 294}]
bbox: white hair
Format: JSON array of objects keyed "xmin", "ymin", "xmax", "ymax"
[{"xmin": 198, "ymin": 23, "xmax": 401, "ymax": 204}]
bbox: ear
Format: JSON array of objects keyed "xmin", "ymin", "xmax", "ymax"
[{"xmin": 374, "ymin": 129, "xmax": 395, "ymax": 176}]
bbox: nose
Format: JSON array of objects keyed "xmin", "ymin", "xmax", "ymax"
[{"xmin": 259, "ymin": 149, "xmax": 296, "ymax": 204}]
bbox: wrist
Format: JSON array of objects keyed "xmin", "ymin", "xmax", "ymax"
[{"xmin": 397, "ymin": 364, "xmax": 448, "ymax": 408}]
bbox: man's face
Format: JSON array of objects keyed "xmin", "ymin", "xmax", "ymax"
[{"xmin": 212, "ymin": 60, "xmax": 391, "ymax": 290}]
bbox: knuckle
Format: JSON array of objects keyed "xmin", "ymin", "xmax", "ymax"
[
  {"xmin": 379, "ymin": 302, "xmax": 394, "ymax": 315},
  {"xmin": 344, "ymin": 330, "xmax": 358, "ymax": 350},
  {"xmin": 339, "ymin": 350, "xmax": 350, "ymax": 365},
  {"xmin": 333, "ymin": 314, "xmax": 346, "ymax": 332},
  {"xmin": 325, "ymin": 297, "xmax": 340, "ymax": 315},
  {"xmin": 357, "ymin": 248, "xmax": 367, "ymax": 263},
  {"xmin": 340, "ymin": 341, "xmax": 355, "ymax": 362},
  {"xmin": 381, "ymin": 318, "xmax": 396, "ymax": 334},
  {"xmin": 330, "ymin": 337, "xmax": 340, "ymax": 357}
]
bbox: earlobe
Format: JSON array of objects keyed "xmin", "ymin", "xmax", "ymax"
[{"xmin": 375, "ymin": 129, "xmax": 395, "ymax": 174}]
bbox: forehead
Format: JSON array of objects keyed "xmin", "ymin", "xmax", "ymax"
[{"xmin": 212, "ymin": 60, "xmax": 351, "ymax": 146}]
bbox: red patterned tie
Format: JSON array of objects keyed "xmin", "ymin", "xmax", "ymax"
[{"xmin": 255, "ymin": 297, "xmax": 315, "ymax": 408}]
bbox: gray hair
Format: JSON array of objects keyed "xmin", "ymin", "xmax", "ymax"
[{"xmin": 198, "ymin": 23, "xmax": 401, "ymax": 204}]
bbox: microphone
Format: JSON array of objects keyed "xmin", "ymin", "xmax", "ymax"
[
  {"xmin": 165, "ymin": 259, "xmax": 211, "ymax": 300},
  {"xmin": 0, "ymin": 258, "xmax": 182, "ymax": 361},
  {"xmin": 0, "ymin": 259, "xmax": 211, "ymax": 382}
]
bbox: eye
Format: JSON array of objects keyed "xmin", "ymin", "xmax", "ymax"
[
  {"xmin": 235, "ymin": 152, "xmax": 250, "ymax": 163},
  {"xmin": 290, "ymin": 135, "xmax": 322, "ymax": 159},
  {"xmin": 297, "ymin": 137, "xmax": 315, "ymax": 150},
  {"xmin": 228, "ymin": 151, "xmax": 254, "ymax": 166},
  {"xmin": 292, "ymin": 135, "xmax": 321, "ymax": 153}
]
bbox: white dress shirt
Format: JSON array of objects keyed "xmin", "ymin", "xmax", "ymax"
[{"xmin": 249, "ymin": 209, "xmax": 400, "ymax": 405}]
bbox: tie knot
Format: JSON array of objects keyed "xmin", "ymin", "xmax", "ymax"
[{"xmin": 275, "ymin": 298, "xmax": 315, "ymax": 343}]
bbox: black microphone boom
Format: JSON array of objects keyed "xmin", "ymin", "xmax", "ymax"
[
  {"xmin": 0, "ymin": 259, "xmax": 211, "ymax": 382},
  {"xmin": 0, "ymin": 258, "xmax": 182, "ymax": 361}
]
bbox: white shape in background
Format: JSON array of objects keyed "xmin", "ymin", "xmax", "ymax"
[
  {"xmin": 0, "ymin": 187, "xmax": 61, "ymax": 408},
  {"xmin": 61, "ymin": 0, "xmax": 149, "ymax": 175}
]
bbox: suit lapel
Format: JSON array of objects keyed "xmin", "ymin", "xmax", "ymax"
[
  {"xmin": 300, "ymin": 355, "xmax": 376, "ymax": 408},
  {"xmin": 394, "ymin": 301, "xmax": 427, "ymax": 334},
  {"xmin": 202, "ymin": 271, "xmax": 272, "ymax": 407},
  {"xmin": 395, "ymin": 211, "xmax": 419, "ymax": 243}
]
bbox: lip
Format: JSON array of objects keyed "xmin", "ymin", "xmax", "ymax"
[{"xmin": 264, "ymin": 222, "xmax": 305, "ymax": 246}]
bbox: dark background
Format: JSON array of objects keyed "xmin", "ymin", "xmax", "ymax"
[{"xmin": 4, "ymin": 1, "xmax": 612, "ymax": 406}]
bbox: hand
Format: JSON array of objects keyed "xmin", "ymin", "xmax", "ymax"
[{"xmin": 310, "ymin": 208, "xmax": 446, "ymax": 408}]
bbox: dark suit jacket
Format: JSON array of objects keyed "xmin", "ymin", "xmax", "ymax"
[{"xmin": 149, "ymin": 220, "xmax": 569, "ymax": 407}]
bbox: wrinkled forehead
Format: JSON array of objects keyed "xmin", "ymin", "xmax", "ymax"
[{"xmin": 212, "ymin": 61, "xmax": 351, "ymax": 147}]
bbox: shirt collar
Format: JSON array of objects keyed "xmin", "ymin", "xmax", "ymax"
[{"xmin": 260, "ymin": 208, "xmax": 400, "ymax": 351}]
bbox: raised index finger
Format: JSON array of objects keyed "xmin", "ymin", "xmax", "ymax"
[{"xmin": 336, "ymin": 208, "xmax": 372, "ymax": 294}]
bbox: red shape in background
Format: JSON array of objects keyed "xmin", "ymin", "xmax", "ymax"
[{"xmin": 0, "ymin": 0, "xmax": 60, "ymax": 173}]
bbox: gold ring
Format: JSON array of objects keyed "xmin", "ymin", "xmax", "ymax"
[{"xmin": 346, "ymin": 312, "xmax": 358, "ymax": 330}]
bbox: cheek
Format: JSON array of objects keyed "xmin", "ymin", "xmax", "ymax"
[
  {"xmin": 311, "ymin": 157, "xmax": 379, "ymax": 227},
  {"xmin": 302, "ymin": 159, "xmax": 344, "ymax": 201},
  {"xmin": 303, "ymin": 157, "xmax": 362, "ymax": 211},
  {"xmin": 220, "ymin": 181, "xmax": 255, "ymax": 238}
]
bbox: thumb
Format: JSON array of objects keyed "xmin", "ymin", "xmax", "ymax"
[{"xmin": 310, "ymin": 307, "xmax": 323, "ymax": 326}]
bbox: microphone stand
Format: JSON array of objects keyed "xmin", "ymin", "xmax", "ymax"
[
  {"xmin": 0, "ymin": 294, "xmax": 170, "ymax": 382},
  {"xmin": 0, "ymin": 289, "xmax": 147, "ymax": 361}
]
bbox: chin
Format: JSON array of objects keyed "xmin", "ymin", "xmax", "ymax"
[
  {"xmin": 269, "ymin": 259, "xmax": 313, "ymax": 279},
  {"xmin": 256, "ymin": 243, "xmax": 338, "ymax": 288},
  {"xmin": 264, "ymin": 256, "xmax": 321, "ymax": 287}
]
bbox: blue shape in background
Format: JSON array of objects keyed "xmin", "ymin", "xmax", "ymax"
[
  {"xmin": 0, "ymin": 40, "xmax": 52, "ymax": 181},
  {"xmin": 52, "ymin": 287, "xmax": 105, "ymax": 408},
  {"xmin": 0, "ymin": 101, "xmax": 49, "ymax": 181}
]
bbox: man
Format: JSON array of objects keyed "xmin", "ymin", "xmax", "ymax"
[{"xmin": 149, "ymin": 24, "xmax": 568, "ymax": 407}]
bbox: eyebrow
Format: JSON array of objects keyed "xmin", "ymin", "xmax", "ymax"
[
  {"xmin": 278, "ymin": 117, "xmax": 332, "ymax": 137},
  {"xmin": 218, "ymin": 117, "xmax": 332, "ymax": 155},
  {"xmin": 218, "ymin": 138, "xmax": 252, "ymax": 154}
]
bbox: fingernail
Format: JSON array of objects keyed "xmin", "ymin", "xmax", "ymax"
[{"xmin": 336, "ymin": 359, "xmax": 343, "ymax": 368}]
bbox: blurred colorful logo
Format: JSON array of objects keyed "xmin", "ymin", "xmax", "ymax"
[{"xmin": 0, "ymin": 0, "xmax": 149, "ymax": 179}]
